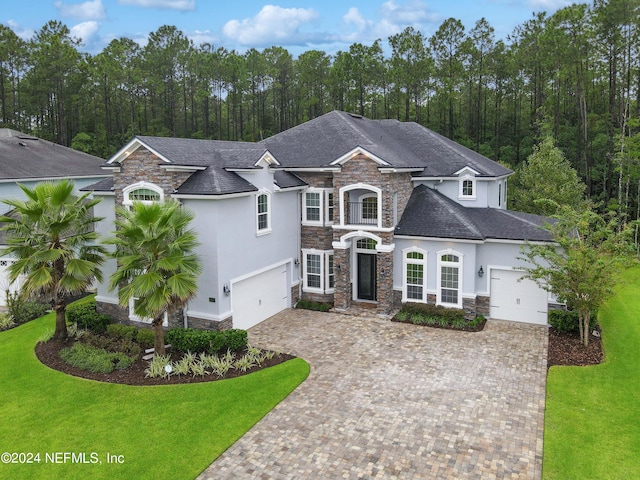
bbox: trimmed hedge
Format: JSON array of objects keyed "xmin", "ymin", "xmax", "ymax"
[
  {"xmin": 166, "ymin": 328, "xmax": 248, "ymax": 354},
  {"xmin": 106, "ymin": 324, "xmax": 156, "ymax": 347},
  {"xmin": 295, "ymin": 299, "xmax": 332, "ymax": 312},
  {"xmin": 400, "ymin": 302, "xmax": 466, "ymax": 323},
  {"xmin": 549, "ymin": 309, "xmax": 597, "ymax": 333},
  {"xmin": 66, "ymin": 300, "xmax": 112, "ymax": 334}
]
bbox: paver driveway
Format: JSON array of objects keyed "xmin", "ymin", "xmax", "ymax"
[{"xmin": 198, "ymin": 310, "xmax": 548, "ymax": 479}]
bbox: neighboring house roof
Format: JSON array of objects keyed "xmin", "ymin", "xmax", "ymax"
[
  {"xmin": 0, "ymin": 128, "xmax": 107, "ymax": 181},
  {"xmin": 261, "ymin": 111, "xmax": 512, "ymax": 177},
  {"xmin": 395, "ymin": 185, "xmax": 553, "ymax": 242},
  {"xmin": 81, "ymin": 177, "xmax": 114, "ymax": 193}
]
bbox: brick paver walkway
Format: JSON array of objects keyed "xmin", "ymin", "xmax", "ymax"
[{"xmin": 198, "ymin": 310, "xmax": 547, "ymax": 479}]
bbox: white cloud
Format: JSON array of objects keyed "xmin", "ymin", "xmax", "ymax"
[
  {"xmin": 117, "ymin": 0, "xmax": 195, "ymax": 10},
  {"xmin": 5, "ymin": 20, "xmax": 35, "ymax": 40},
  {"xmin": 340, "ymin": 1, "xmax": 438, "ymax": 44},
  {"xmin": 188, "ymin": 29, "xmax": 218, "ymax": 48},
  {"xmin": 70, "ymin": 21, "xmax": 100, "ymax": 43},
  {"xmin": 528, "ymin": 0, "xmax": 572, "ymax": 9},
  {"xmin": 380, "ymin": 0, "xmax": 437, "ymax": 24},
  {"xmin": 222, "ymin": 5, "xmax": 319, "ymax": 46},
  {"xmin": 54, "ymin": 0, "xmax": 106, "ymax": 20}
]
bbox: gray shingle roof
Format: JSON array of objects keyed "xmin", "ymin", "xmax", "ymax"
[
  {"xmin": 261, "ymin": 111, "xmax": 512, "ymax": 176},
  {"xmin": 0, "ymin": 129, "xmax": 108, "ymax": 180},
  {"xmin": 136, "ymin": 136, "xmax": 267, "ymax": 168},
  {"xmin": 174, "ymin": 168, "xmax": 258, "ymax": 196},
  {"xmin": 80, "ymin": 177, "xmax": 114, "ymax": 192},
  {"xmin": 395, "ymin": 185, "xmax": 552, "ymax": 242},
  {"xmin": 274, "ymin": 170, "xmax": 307, "ymax": 189}
]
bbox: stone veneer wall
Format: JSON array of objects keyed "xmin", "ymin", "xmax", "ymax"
[
  {"xmin": 113, "ymin": 148, "xmax": 192, "ymax": 206},
  {"xmin": 331, "ymin": 154, "xmax": 414, "ymax": 316},
  {"xmin": 97, "ymin": 302, "xmax": 232, "ymax": 331}
]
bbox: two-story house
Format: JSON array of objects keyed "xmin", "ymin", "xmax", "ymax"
[{"xmin": 86, "ymin": 111, "xmax": 555, "ymax": 331}]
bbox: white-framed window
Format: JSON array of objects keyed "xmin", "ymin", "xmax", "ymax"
[
  {"xmin": 361, "ymin": 194, "xmax": 378, "ymax": 223},
  {"xmin": 256, "ymin": 191, "xmax": 271, "ymax": 235},
  {"xmin": 498, "ymin": 182, "xmax": 502, "ymax": 207},
  {"xmin": 123, "ymin": 181, "xmax": 164, "ymax": 207},
  {"xmin": 302, "ymin": 249, "xmax": 334, "ymax": 293},
  {"xmin": 458, "ymin": 175, "xmax": 476, "ymax": 200},
  {"xmin": 437, "ymin": 250, "xmax": 462, "ymax": 308},
  {"xmin": 326, "ymin": 191, "xmax": 334, "ymax": 223},
  {"xmin": 303, "ymin": 188, "xmax": 334, "ymax": 226},
  {"xmin": 403, "ymin": 247, "xmax": 427, "ymax": 302}
]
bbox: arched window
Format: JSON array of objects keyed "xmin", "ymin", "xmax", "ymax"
[
  {"xmin": 437, "ymin": 250, "xmax": 463, "ymax": 308},
  {"xmin": 403, "ymin": 248, "xmax": 427, "ymax": 302},
  {"xmin": 123, "ymin": 182, "xmax": 164, "ymax": 207}
]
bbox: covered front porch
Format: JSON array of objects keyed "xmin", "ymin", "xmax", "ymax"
[{"xmin": 332, "ymin": 230, "xmax": 395, "ymax": 316}]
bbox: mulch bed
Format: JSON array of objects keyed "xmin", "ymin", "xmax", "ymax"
[
  {"xmin": 546, "ymin": 326, "xmax": 603, "ymax": 368},
  {"xmin": 35, "ymin": 338, "xmax": 295, "ymax": 386}
]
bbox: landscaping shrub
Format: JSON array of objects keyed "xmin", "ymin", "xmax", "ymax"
[
  {"xmin": 0, "ymin": 313, "xmax": 15, "ymax": 330},
  {"xmin": 295, "ymin": 299, "xmax": 332, "ymax": 312},
  {"xmin": 393, "ymin": 302, "xmax": 483, "ymax": 330},
  {"xmin": 81, "ymin": 331, "xmax": 142, "ymax": 357},
  {"xmin": 5, "ymin": 292, "xmax": 49, "ymax": 325},
  {"xmin": 106, "ymin": 324, "xmax": 137, "ymax": 341},
  {"xmin": 66, "ymin": 300, "xmax": 112, "ymax": 333},
  {"xmin": 166, "ymin": 328, "xmax": 248, "ymax": 354},
  {"xmin": 60, "ymin": 343, "xmax": 135, "ymax": 374},
  {"xmin": 136, "ymin": 328, "xmax": 155, "ymax": 347},
  {"xmin": 549, "ymin": 309, "xmax": 596, "ymax": 334}
]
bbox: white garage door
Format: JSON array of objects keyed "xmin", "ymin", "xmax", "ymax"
[
  {"xmin": 231, "ymin": 265, "xmax": 289, "ymax": 330},
  {"xmin": 490, "ymin": 269, "xmax": 548, "ymax": 325}
]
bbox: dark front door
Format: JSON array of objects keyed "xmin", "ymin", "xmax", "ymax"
[{"xmin": 357, "ymin": 253, "xmax": 377, "ymax": 301}]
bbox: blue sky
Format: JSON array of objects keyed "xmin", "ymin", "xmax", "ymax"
[{"xmin": 3, "ymin": 0, "xmax": 576, "ymax": 55}]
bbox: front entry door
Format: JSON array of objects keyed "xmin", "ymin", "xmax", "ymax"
[{"xmin": 357, "ymin": 253, "xmax": 377, "ymax": 301}]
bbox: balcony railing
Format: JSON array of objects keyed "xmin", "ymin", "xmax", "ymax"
[{"xmin": 347, "ymin": 201, "xmax": 378, "ymax": 225}]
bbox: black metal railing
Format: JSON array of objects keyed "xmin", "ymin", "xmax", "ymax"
[{"xmin": 347, "ymin": 202, "xmax": 378, "ymax": 225}]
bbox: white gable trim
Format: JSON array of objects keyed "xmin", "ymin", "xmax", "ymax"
[
  {"xmin": 330, "ymin": 146, "xmax": 391, "ymax": 167},
  {"xmin": 454, "ymin": 166, "xmax": 481, "ymax": 176},
  {"xmin": 107, "ymin": 137, "xmax": 173, "ymax": 165},
  {"xmin": 256, "ymin": 150, "xmax": 280, "ymax": 167}
]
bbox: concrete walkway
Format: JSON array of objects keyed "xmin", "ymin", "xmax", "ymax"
[{"xmin": 198, "ymin": 310, "xmax": 547, "ymax": 479}]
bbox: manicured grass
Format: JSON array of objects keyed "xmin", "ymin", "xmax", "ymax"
[
  {"xmin": 543, "ymin": 266, "xmax": 640, "ymax": 479},
  {"xmin": 0, "ymin": 309, "xmax": 309, "ymax": 480}
]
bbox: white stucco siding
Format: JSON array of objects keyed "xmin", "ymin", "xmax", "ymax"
[
  {"xmin": 412, "ymin": 179, "xmax": 497, "ymax": 209},
  {"xmin": 393, "ymin": 238, "xmax": 479, "ymax": 301},
  {"xmin": 184, "ymin": 183, "xmax": 300, "ymax": 327},
  {"xmin": 0, "ymin": 177, "xmax": 110, "ymax": 214},
  {"xmin": 92, "ymin": 195, "xmax": 119, "ymax": 305}
]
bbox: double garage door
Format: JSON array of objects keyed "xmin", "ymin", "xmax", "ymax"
[
  {"xmin": 490, "ymin": 269, "xmax": 548, "ymax": 325},
  {"xmin": 231, "ymin": 265, "xmax": 289, "ymax": 330}
]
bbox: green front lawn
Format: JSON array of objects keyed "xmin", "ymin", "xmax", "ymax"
[
  {"xmin": 543, "ymin": 266, "xmax": 640, "ymax": 479},
  {"xmin": 0, "ymin": 310, "xmax": 309, "ymax": 480}
]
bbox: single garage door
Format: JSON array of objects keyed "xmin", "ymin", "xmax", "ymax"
[
  {"xmin": 490, "ymin": 269, "xmax": 548, "ymax": 325},
  {"xmin": 231, "ymin": 264, "xmax": 289, "ymax": 330}
]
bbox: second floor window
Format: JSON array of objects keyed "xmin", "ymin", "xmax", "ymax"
[{"xmin": 256, "ymin": 192, "xmax": 271, "ymax": 235}]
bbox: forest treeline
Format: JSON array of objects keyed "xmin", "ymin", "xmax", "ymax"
[{"xmin": 0, "ymin": 0, "xmax": 639, "ymax": 219}]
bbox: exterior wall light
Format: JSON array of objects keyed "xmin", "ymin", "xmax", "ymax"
[
  {"xmin": 223, "ymin": 284, "xmax": 231, "ymax": 295},
  {"xmin": 478, "ymin": 266, "xmax": 484, "ymax": 278}
]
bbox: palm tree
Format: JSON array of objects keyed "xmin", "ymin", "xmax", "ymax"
[
  {"xmin": 108, "ymin": 200, "xmax": 201, "ymax": 355},
  {"xmin": 0, "ymin": 180, "xmax": 106, "ymax": 340}
]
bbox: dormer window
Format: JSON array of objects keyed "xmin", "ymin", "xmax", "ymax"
[{"xmin": 458, "ymin": 175, "xmax": 476, "ymax": 200}]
